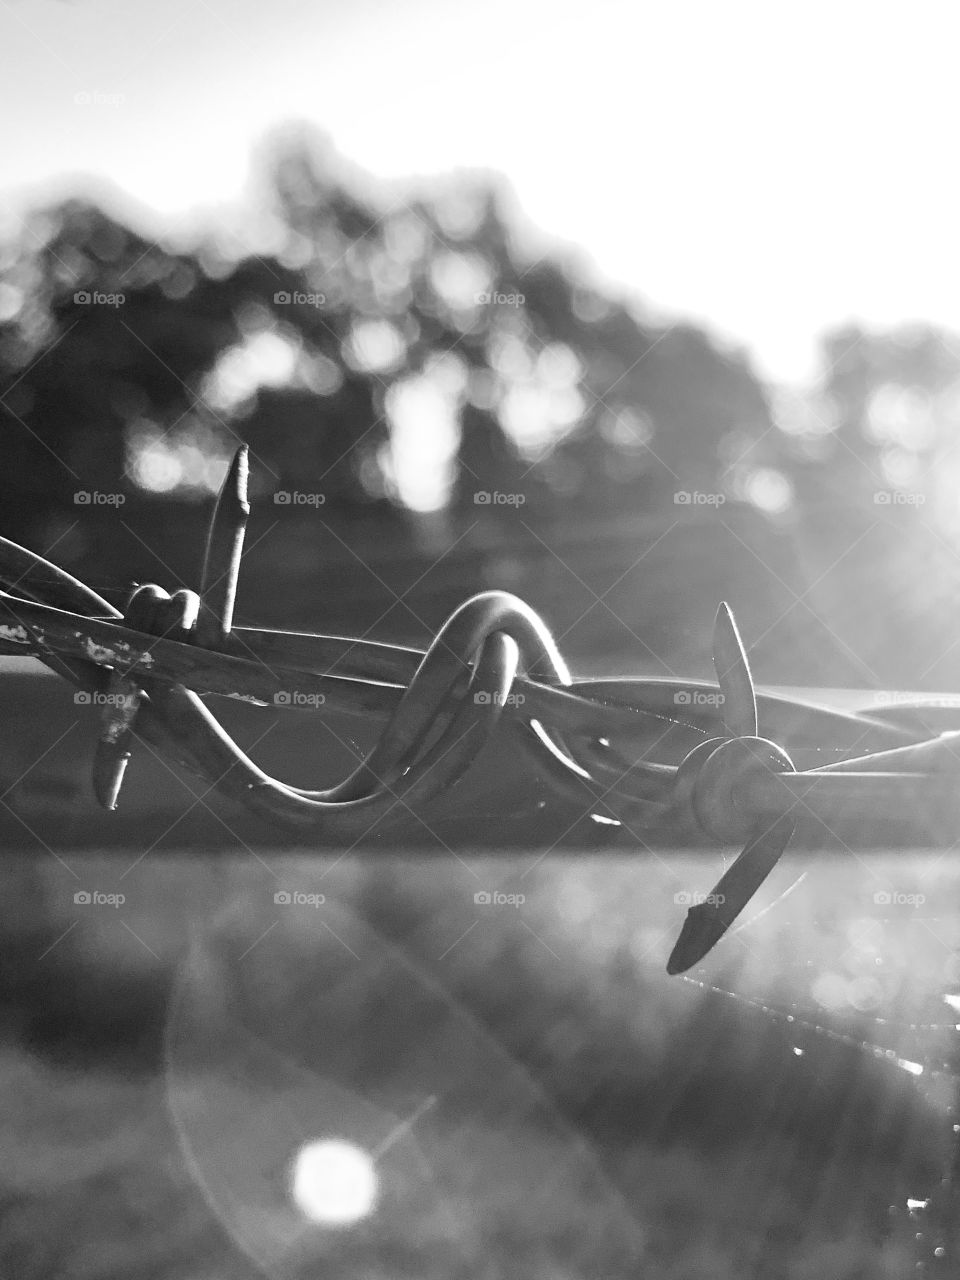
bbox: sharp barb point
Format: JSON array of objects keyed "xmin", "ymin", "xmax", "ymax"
[
  {"xmin": 666, "ymin": 817, "xmax": 795, "ymax": 972},
  {"xmin": 713, "ymin": 600, "xmax": 758, "ymax": 739},
  {"xmin": 198, "ymin": 443, "xmax": 251, "ymax": 642},
  {"xmin": 227, "ymin": 444, "xmax": 250, "ymax": 506},
  {"xmin": 91, "ymin": 675, "xmax": 142, "ymax": 811},
  {"xmin": 93, "ymin": 743, "xmax": 131, "ymax": 811},
  {"xmin": 667, "ymin": 904, "xmax": 726, "ymax": 975}
]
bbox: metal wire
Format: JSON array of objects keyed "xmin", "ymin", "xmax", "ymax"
[
  {"xmin": 5, "ymin": 446, "xmax": 960, "ymax": 1271},
  {"xmin": 4, "ymin": 445, "xmax": 960, "ymax": 961}
]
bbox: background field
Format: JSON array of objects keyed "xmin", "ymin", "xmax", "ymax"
[{"xmin": 1, "ymin": 837, "xmax": 956, "ymax": 1278}]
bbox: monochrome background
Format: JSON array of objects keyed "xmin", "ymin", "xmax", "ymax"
[{"xmin": 1, "ymin": 2, "xmax": 958, "ymax": 1276}]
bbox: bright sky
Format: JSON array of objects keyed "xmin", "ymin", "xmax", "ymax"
[{"xmin": 2, "ymin": 0, "xmax": 959, "ymax": 382}]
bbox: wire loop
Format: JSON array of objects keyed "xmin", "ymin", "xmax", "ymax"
[{"xmin": 4, "ymin": 442, "xmax": 960, "ymax": 973}]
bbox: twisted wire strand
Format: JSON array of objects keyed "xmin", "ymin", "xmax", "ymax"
[
  {"xmin": 0, "ymin": 539, "xmax": 612, "ymax": 832},
  {"xmin": 0, "ymin": 533, "xmax": 936, "ymax": 837},
  {"xmin": 7, "ymin": 527, "xmax": 958, "ymax": 1272}
]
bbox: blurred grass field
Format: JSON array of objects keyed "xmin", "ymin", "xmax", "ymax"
[{"xmin": 1, "ymin": 848, "xmax": 956, "ymax": 1278}]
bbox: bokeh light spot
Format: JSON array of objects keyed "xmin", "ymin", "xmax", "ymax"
[
  {"xmin": 289, "ymin": 1138, "xmax": 378, "ymax": 1226},
  {"xmin": 811, "ymin": 972, "xmax": 849, "ymax": 1011},
  {"xmin": 744, "ymin": 467, "xmax": 793, "ymax": 515}
]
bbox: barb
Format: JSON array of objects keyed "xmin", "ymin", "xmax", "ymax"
[
  {"xmin": 713, "ymin": 601, "xmax": 757, "ymax": 739},
  {"xmin": 2, "ymin": 444, "xmax": 960, "ymax": 973},
  {"xmin": 197, "ymin": 443, "xmax": 249, "ymax": 645}
]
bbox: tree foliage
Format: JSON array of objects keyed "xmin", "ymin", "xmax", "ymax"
[{"xmin": 1, "ymin": 128, "xmax": 774, "ymax": 567}]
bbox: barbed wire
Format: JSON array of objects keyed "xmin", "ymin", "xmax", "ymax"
[
  {"xmin": 2, "ymin": 444, "xmax": 960, "ymax": 975},
  {"xmin": 5, "ymin": 444, "xmax": 960, "ymax": 1270}
]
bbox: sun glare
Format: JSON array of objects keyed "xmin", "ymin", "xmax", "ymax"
[
  {"xmin": 289, "ymin": 1138, "xmax": 379, "ymax": 1226},
  {"xmin": 386, "ymin": 375, "xmax": 460, "ymax": 512}
]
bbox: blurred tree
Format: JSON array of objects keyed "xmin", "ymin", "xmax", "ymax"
[
  {"xmin": 756, "ymin": 321, "xmax": 960, "ymax": 688},
  {"xmin": 0, "ymin": 201, "xmax": 244, "ymax": 565},
  {"xmin": 779, "ymin": 322, "xmax": 960, "ymax": 518},
  {"xmin": 0, "ymin": 128, "xmax": 779, "ymax": 645},
  {"xmin": 259, "ymin": 124, "xmax": 774, "ymax": 533}
]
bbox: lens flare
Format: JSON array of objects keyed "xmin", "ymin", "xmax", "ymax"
[{"xmin": 289, "ymin": 1138, "xmax": 379, "ymax": 1226}]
